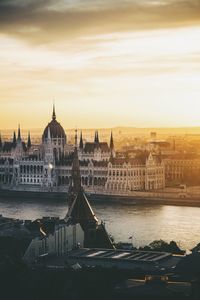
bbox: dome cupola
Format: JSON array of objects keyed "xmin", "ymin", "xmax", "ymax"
[{"xmin": 42, "ymin": 105, "xmax": 66, "ymax": 143}]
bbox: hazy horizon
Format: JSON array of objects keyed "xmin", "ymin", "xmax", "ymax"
[
  {"xmin": 2, "ymin": 125, "xmax": 200, "ymax": 136},
  {"xmin": 4, "ymin": 125, "xmax": 200, "ymax": 131}
]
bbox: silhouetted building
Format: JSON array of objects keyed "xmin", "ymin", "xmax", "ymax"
[
  {"xmin": 0, "ymin": 214, "xmax": 84, "ymax": 264},
  {"xmin": 65, "ymin": 134, "xmax": 114, "ymax": 248}
]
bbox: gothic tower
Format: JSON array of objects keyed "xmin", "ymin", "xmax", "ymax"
[
  {"xmin": 12, "ymin": 131, "xmax": 17, "ymax": 148},
  {"xmin": 110, "ymin": 131, "xmax": 115, "ymax": 157},
  {"xmin": 27, "ymin": 131, "xmax": 31, "ymax": 150},
  {"xmin": 79, "ymin": 131, "xmax": 83, "ymax": 150}
]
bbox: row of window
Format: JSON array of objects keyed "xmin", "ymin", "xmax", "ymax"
[
  {"xmin": 109, "ymin": 170, "xmax": 146, "ymax": 176},
  {"xmin": 20, "ymin": 178, "xmax": 42, "ymax": 183},
  {"xmin": 20, "ymin": 165, "xmax": 44, "ymax": 173}
]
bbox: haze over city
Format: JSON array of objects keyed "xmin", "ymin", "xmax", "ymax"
[{"xmin": 0, "ymin": 0, "xmax": 200, "ymax": 129}]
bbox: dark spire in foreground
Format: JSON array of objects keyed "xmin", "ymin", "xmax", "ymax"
[
  {"xmin": 110, "ymin": 131, "xmax": 114, "ymax": 150},
  {"xmin": 27, "ymin": 131, "xmax": 31, "ymax": 149},
  {"xmin": 17, "ymin": 124, "xmax": 21, "ymax": 142},
  {"xmin": 79, "ymin": 131, "xmax": 83, "ymax": 149},
  {"xmin": 65, "ymin": 129, "xmax": 98, "ymax": 228},
  {"xmin": 71, "ymin": 129, "xmax": 81, "ymax": 195},
  {"xmin": 73, "ymin": 130, "xmax": 81, "ymax": 191},
  {"xmin": 66, "ymin": 189, "xmax": 98, "ymax": 230},
  {"xmin": 52, "ymin": 103, "xmax": 56, "ymax": 120}
]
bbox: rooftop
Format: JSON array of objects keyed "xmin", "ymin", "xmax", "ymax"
[{"xmin": 67, "ymin": 248, "xmax": 183, "ymax": 273}]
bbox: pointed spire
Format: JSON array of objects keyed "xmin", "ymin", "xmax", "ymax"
[
  {"xmin": 79, "ymin": 131, "xmax": 83, "ymax": 149},
  {"xmin": 65, "ymin": 130, "xmax": 98, "ymax": 228},
  {"xmin": 94, "ymin": 131, "xmax": 97, "ymax": 143},
  {"xmin": 94, "ymin": 130, "xmax": 99, "ymax": 144},
  {"xmin": 52, "ymin": 103, "xmax": 56, "ymax": 120},
  {"xmin": 17, "ymin": 124, "xmax": 21, "ymax": 142},
  {"xmin": 75, "ymin": 128, "xmax": 78, "ymax": 148},
  {"xmin": 110, "ymin": 131, "xmax": 114, "ymax": 150},
  {"xmin": 68, "ymin": 129, "xmax": 82, "ymax": 200},
  {"xmin": 27, "ymin": 131, "xmax": 31, "ymax": 149},
  {"xmin": 12, "ymin": 131, "xmax": 16, "ymax": 147},
  {"xmin": 96, "ymin": 130, "xmax": 99, "ymax": 143},
  {"xmin": 0, "ymin": 133, "xmax": 2, "ymax": 149}
]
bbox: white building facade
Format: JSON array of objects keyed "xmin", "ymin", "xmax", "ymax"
[{"xmin": 0, "ymin": 107, "xmax": 165, "ymax": 193}]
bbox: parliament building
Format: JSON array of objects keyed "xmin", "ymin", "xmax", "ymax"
[{"xmin": 0, "ymin": 106, "xmax": 165, "ymax": 195}]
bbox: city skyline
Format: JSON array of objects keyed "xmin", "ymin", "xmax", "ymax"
[{"xmin": 0, "ymin": 0, "xmax": 200, "ymax": 129}]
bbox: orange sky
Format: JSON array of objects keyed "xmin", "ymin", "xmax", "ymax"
[{"xmin": 0, "ymin": 0, "xmax": 200, "ymax": 129}]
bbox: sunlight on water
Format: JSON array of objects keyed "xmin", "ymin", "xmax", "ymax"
[{"xmin": 0, "ymin": 197, "xmax": 200, "ymax": 250}]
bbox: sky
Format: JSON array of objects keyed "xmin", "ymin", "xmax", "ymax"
[{"xmin": 0, "ymin": 0, "xmax": 200, "ymax": 129}]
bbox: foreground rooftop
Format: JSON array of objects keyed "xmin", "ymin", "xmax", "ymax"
[{"xmin": 66, "ymin": 248, "xmax": 183, "ymax": 273}]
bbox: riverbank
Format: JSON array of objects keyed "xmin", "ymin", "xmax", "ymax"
[
  {"xmin": 0, "ymin": 189, "xmax": 67, "ymax": 200},
  {"xmin": 88, "ymin": 193, "xmax": 200, "ymax": 207},
  {"xmin": 1, "ymin": 187, "xmax": 200, "ymax": 207}
]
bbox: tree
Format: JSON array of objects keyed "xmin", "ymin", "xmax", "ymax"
[{"xmin": 139, "ymin": 239, "xmax": 185, "ymax": 255}]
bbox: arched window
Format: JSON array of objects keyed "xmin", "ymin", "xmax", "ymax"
[{"xmin": 82, "ymin": 177, "xmax": 85, "ymax": 185}]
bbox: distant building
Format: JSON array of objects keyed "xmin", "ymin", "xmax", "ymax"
[
  {"xmin": 164, "ymin": 158, "xmax": 200, "ymax": 185},
  {"xmin": 0, "ymin": 106, "xmax": 165, "ymax": 194},
  {"xmin": 106, "ymin": 153, "xmax": 165, "ymax": 191}
]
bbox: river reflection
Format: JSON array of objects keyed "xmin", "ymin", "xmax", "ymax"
[{"xmin": 0, "ymin": 197, "xmax": 200, "ymax": 250}]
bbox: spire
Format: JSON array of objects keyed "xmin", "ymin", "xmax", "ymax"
[
  {"xmin": 65, "ymin": 130, "xmax": 98, "ymax": 228},
  {"xmin": 27, "ymin": 131, "xmax": 31, "ymax": 149},
  {"xmin": 94, "ymin": 130, "xmax": 99, "ymax": 144},
  {"xmin": 0, "ymin": 133, "xmax": 2, "ymax": 149},
  {"xmin": 67, "ymin": 130, "xmax": 82, "ymax": 207},
  {"xmin": 110, "ymin": 131, "xmax": 114, "ymax": 150},
  {"xmin": 96, "ymin": 131, "xmax": 99, "ymax": 143},
  {"xmin": 13, "ymin": 131, "xmax": 16, "ymax": 147},
  {"xmin": 79, "ymin": 131, "xmax": 83, "ymax": 149},
  {"xmin": 52, "ymin": 103, "xmax": 56, "ymax": 120},
  {"xmin": 94, "ymin": 131, "xmax": 97, "ymax": 143},
  {"xmin": 75, "ymin": 128, "xmax": 78, "ymax": 148},
  {"xmin": 72, "ymin": 129, "xmax": 81, "ymax": 193},
  {"xmin": 17, "ymin": 124, "xmax": 21, "ymax": 142}
]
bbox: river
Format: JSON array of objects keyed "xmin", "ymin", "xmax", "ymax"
[{"xmin": 0, "ymin": 197, "xmax": 199, "ymax": 251}]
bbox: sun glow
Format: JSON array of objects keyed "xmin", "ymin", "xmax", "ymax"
[{"xmin": 0, "ymin": 25, "xmax": 200, "ymax": 129}]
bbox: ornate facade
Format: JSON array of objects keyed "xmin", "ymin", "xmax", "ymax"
[
  {"xmin": 164, "ymin": 158, "xmax": 200, "ymax": 185},
  {"xmin": 0, "ymin": 107, "xmax": 165, "ymax": 193}
]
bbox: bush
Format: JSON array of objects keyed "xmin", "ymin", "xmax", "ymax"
[{"xmin": 139, "ymin": 239, "xmax": 185, "ymax": 255}]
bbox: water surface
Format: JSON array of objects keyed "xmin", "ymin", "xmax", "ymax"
[{"xmin": 0, "ymin": 197, "xmax": 199, "ymax": 250}]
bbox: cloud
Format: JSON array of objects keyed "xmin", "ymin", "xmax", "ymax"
[{"xmin": 0, "ymin": 0, "xmax": 200, "ymax": 45}]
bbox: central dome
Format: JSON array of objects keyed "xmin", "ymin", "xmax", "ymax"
[{"xmin": 42, "ymin": 105, "xmax": 66, "ymax": 141}]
